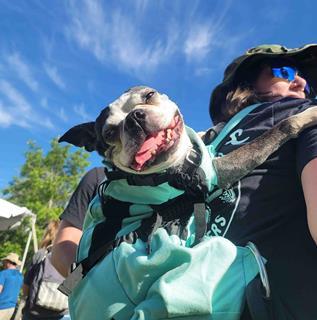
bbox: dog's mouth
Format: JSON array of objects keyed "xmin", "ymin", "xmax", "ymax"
[{"xmin": 131, "ymin": 115, "xmax": 183, "ymax": 171}]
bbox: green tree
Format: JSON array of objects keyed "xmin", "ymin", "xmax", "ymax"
[{"xmin": 0, "ymin": 138, "xmax": 90, "ymax": 260}]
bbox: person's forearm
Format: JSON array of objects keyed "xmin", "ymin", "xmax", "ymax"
[
  {"xmin": 302, "ymin": 158, "xmax": 317, "ymax": 245},
  {"xmin": 51, "ymin": 220, "xmax": 82, "ymax": 277}
]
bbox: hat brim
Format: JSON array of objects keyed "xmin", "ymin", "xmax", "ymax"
[
  {"xmin": 226, "ymin": 44, "xmax": 317, "ymax": 88},
  {"xmin": 210, "ymin": 44, "xmax": 317, "ymax": 122},
  {"xmin": 2, "ymin": 257, "xmax": 22, "ymax": 266}
]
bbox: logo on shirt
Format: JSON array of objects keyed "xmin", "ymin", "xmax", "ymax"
[
  {"xmin": 219, "ymin": 189, "xmax": 236, "ymax": 204},
  {"xmin": 207, "ymin": 180, "xmax": 241, "ymax": 237},
  {"xmin": 225, "ymin": 129, "xmax": 250, "ymax": 146}
]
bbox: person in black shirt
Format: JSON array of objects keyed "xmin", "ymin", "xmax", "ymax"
[
  {"xmin": 51, "ymin": 167, "xmax": 105, "ymax": 277},
  {"xmin": 208, "ymin": 44, "xmax": 317, "ymax": 319}
]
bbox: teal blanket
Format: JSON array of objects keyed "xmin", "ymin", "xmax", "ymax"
[{"xmin": 70, "ymin": 229, "xmax": 259, "ymax": 320}]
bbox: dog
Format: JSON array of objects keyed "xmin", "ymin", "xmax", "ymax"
[
  {"xmin": 59, "ymin": 86, "xmax": 317, "ymax": 320},
  {"xmin": 60, "ymin": 86, "xmax": 317, "ymax": 189}
]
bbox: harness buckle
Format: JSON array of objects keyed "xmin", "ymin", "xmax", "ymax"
[{"xmin": 185, "ymin": 147, "xmax": 200, "ymax": 166}]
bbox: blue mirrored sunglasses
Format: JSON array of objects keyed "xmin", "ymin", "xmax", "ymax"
[{"xmin": 271, "ymin": 66, "xmax": 310, "ymax": 94}]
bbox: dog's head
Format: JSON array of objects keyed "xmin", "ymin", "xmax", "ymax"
[{"xmin": 60, "ymin": 86, "xmax": 191, "ymax": 174}]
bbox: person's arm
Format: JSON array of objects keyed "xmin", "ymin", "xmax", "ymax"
[
  {"xmin": 51, "ymin": 167, "xmax": 105, "ymax": 276},
  {"xmin": 0, "ymin": 271, "xmax": 4, "ymax": 294},
  {"xmin": 301, "ymin": 157, "xmax": 317, "ymax": 245},
  {"xmin": 51, "ymin": 220, "xmax": 83, "ymax": 277}
]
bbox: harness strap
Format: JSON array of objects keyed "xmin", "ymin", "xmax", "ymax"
[
  {"xmin": 166, "ymin": 145, "xmax": 207, "ymax": 246},
  {"xmin": 58, "ymin": 264, "xmax": 84, "ymax": 296},
  {"xmin": 104, "ymin": 142, "xmax": 208, "ymax": 249},
  {"xmin": 105, "ymin": 170, "xmax": 168, "ymax": 187},
  {"xmin": 208, "ymin": 103, "xmax": 263, "ymax": 155},
  {"xmin": 104, "ymin": 143, "xmax": 203, "ymax": 189},
  {"xmin": 59, "ymin": 195, "xmax": 132, "ymax": 296},
  {"xmin": 192, "ymin": 202, "xmax": 207, "ymax": 245},
  {"xmin": 58, "ymin": 239, "xmax": 115, "ymax": 296},
  {"xmin": 203, "ymin": 122, "xmax": 226, "ymax": 145},
  {"xmin": 87, "ymin": 196, "xmax": 132, "ymax": 261}
]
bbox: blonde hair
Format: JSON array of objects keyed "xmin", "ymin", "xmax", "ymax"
[{"xmin": 39, "ymin": 220, "xmax": 60, "ymax": 249}]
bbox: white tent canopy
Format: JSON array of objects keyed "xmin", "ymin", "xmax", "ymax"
[
  {"xmin": 0, "ymin": 199, "xmax": 38, "ymax": 271},
  {"xmin": 0, "ymin": 198, "xmax": 33, "ymax": 231}
]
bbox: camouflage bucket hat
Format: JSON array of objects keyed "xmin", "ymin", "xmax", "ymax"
[{"xmin": 209, "ymin": 44, "xmax": 317, "ymax": 122}]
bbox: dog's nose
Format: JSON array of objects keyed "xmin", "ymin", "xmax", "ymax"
[
  {"xmin": 125, "ymin": 109, "xmax": 147, "ymax": 131},
  {"xmin": 131, "ymin": 109, "xmax": 146, "ymax": 121}
]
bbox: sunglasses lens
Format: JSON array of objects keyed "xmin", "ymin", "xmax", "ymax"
[
  {"xmin": 271, "ymin": 66, "xmax": 297, "ymax": 81},
  {"xmin": 271, "ymin": 66, "xmax": 311, "ymax": 96}
]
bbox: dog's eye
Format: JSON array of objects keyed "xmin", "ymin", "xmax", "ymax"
[{"xmin": 144, "ymin": 91, "xmax": 156, "ymax": 103}]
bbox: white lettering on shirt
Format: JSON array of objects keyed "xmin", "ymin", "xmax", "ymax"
[{"xmin": 225, "ymin": 129, "xmax": 250, "ymax": 146}]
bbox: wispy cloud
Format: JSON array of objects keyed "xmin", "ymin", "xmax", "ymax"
[
  {"xmin": 184, "ymin": 24, "xmax": 215, "ymax": 61},
  {"xmin": 73, "ymin": 103, "xmax": 91, "ymax": 121},
  {"xmin": 7, "ymin": 52, "xmax": 39, "ymax": 91},
  {"xmin": 65, "ymin": 0, "xmax": 235, "ymax": 77},
  {"xmin": 44, "ymin": 64, "xmax": 66, "ymax": 90},
  {"xmin": 109, "ymin": 10, "xmax": 177, "ymax": 73},
  {"xmin": 0, "ymin": 80, "xmax": 32, "ymax": 114},
  {"xmin": 0, "ymin": 101, "xmax": 13, "ymax": 127},
  {"xmin": 183, "ymin": 0, "xmax": 234, "ymax": 62},
  {"xmin": 0, "ymin": 80, "xmax": 54, "ymax": 129},
  {"xmin": 66, "ymin": 0, "xmax": 109, "ymax": 62},
  {"xmin": 66, "ymin": 0, "xmax": 177, "ymax": 75}
]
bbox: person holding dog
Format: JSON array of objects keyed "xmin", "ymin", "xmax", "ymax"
[
  {"xmin": 207, "ymin": 44, "xmax": 317, "ymax": 319},
  {"xmin": 0, "ymin": 253, "xmax": 23, "ymax": 320}
]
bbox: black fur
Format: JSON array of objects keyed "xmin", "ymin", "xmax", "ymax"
[{"xmin": 59, "ymin": 107, "xmax": 112, "ymax": 156}]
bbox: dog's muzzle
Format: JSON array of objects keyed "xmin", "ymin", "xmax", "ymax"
[{"xmin": 122, "ymin": 111, "xmax": 183, "ymax": 172}]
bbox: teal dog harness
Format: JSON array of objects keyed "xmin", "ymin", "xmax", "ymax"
[{"xmin": 63, "ymin": 104, "xmax": 267, "ymax": 320}]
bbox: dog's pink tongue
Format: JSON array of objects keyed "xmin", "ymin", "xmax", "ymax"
[{"xmin": 134, "ymin": 131, "xmax": 165, "ymax": 171}]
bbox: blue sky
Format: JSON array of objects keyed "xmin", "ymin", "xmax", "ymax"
[{"xmin": 0, "ymin": 0, "xmax": 316, "ymax": 190}]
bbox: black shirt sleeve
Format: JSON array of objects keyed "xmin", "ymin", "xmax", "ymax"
[
  {"xmin": 60, "ymin": 167, "xmax": 106, "ymax": 230},
  {"xmin": 296, "ymin": 126, "xmax": 317, "ymax": 174},
  {"xmin": 270, "ymin": 98, "xmax": 317, "ymax": 175}
]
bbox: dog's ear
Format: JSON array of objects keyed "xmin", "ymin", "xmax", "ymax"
[{"xmin": 59, "ymin": 122, "xmax": 97, "ymax": 152}]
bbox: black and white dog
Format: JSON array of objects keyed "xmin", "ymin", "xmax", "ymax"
[{"xmin": 60, "ymin": 86, "xmax": 317, "ymax": 190}]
